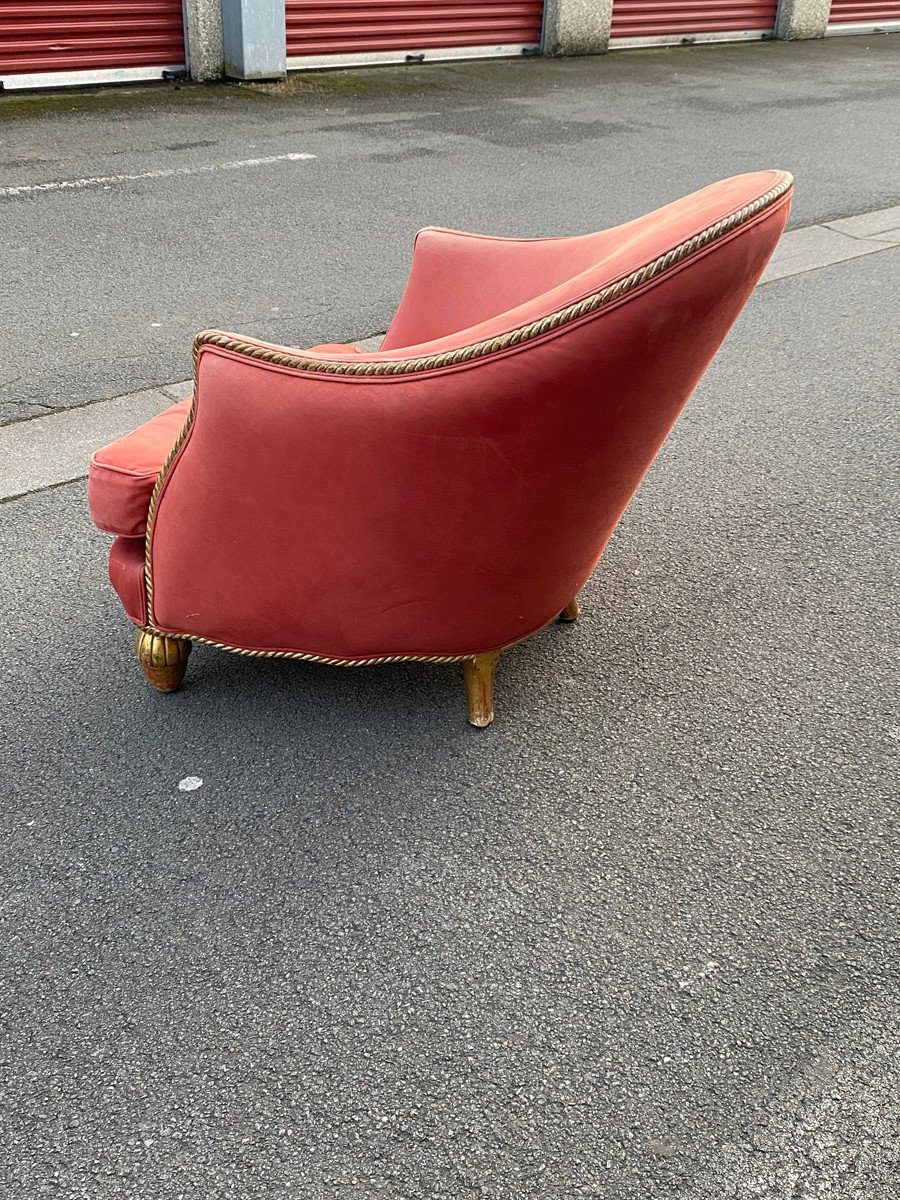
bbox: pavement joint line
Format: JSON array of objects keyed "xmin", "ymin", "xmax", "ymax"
[
  {"xmin": 0, "ymin": 475, "xmax": 87, "ymax": 508},
  {"xmin": 758, "ymin": 236, "xmax": 897, "ymax": 285},
  {"xmin": 758, "ymin": 210, "xmax": 899, "ymax": 284},
  {"xmin": 2, "ymin": 209, "xmax": 897, "ymax": 504}
]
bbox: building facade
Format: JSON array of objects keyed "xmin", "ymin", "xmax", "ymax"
[{"xmin": 0, "ymin": 0, "xmax": 897, "ymax": 90}]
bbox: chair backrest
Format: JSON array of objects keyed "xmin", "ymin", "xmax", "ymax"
[
  {"xmin": 145, "ymin": 171, "xmax": 792, "ymax": 661},
  {"xmin": 380, "ymin": 171, "xmax": 789, "ymax": 352}
]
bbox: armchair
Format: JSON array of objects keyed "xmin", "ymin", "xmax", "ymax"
[{"xmin": 88, "ymin": 170, "xmax": 792, "ymax": 726}]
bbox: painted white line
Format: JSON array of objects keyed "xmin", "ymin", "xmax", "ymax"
[{"xmin": 0, "ymin": 152, "xmax": 317, "ymax": 199}]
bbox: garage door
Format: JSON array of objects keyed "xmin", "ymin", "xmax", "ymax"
[
  {"xmin": 609, "ymin": 0, "xmax": 778, "ymax": 44},
  {"xmin": 285, "ymin": 0, "xmax": 545, "ymax": 69},
  {"xmin": 827, "ymin": 0, "xmax": 900, "ymax": 28},
  {"xmin": 0, "ymin": 1, "xmax": 186, "ymax": 90}
]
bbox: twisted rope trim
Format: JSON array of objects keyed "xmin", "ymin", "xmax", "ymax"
[
  {"xmin": 143, "ymin": 174, "xmax": 793, "ymax": 648},
  {"xmin": 137, "ymin": 626, "xmax": 471, "ymax": 666},
  {"xmin": 189, "ymin": 176, "xmax": 792, "ymax": 379}
]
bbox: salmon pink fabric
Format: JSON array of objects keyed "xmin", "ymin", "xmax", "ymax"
[
  {"xmin": 93, "ymin": 172, "xmax": 793, "ymax": 656},
  {"xmin": 89, "ymin": 399, "xmax": 191, "ymax": 538},
  {"xmin": 109, "ymin": 536, "xmax": 148, "ymax": 627},
  {"xmin": 87, "ymin": 347, "xmax": 363, "ymax": 538}
]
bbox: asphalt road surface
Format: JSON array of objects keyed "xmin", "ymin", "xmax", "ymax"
[
  {"xmin": 1, "ymin": 36, "xmax": 899, "ymax": 421},
  {"xmin": 1, "ymin": 34, "xmax": 899, "ymax": 1200}
]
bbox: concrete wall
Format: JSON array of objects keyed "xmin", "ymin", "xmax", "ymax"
[
  {"xmin": 183, "ymin": 0, "xmax": 225, "ymax": 81},
  {"xmin": 775, "ymin": 0, "xmax": 831, "ymax": 39},
  {"xmin": 542, "ymin": 0, "xmax": 613, "ymax": 56}
]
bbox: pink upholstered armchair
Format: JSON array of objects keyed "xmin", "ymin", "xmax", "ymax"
[{"xmin": 88, "ymin": 170, "xmax": 792, "ymax": 726}]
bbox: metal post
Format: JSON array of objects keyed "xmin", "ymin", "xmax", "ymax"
[{"xmin": 221, "ymin": 0, "xmax": 287, "ymax": 80}]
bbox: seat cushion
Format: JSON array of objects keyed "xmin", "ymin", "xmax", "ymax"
[{"xmin": 89, "ymin": 399, "xmax": 191, "ymax": 538}]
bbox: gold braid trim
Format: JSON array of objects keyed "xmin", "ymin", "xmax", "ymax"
[
  {"xmin": 188, "ymin": 175, "xmax": 792, "ymax": 379},
  {"xmin": 143, "ymin": 174, "xmax": 793, "ymax": 655},
  {"xmin": 136, "ymin": 627, "xmax": 471, "ymax": 667}
]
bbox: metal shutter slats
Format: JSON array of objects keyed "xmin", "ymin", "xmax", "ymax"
[
  {"xmin": 610, "ymin": 0, "xmax": 778, "ymax": 38},
  {"xmin": 0, "ymin": 0, "xmax": 184, "ymax": 76},
  {"xmin": 828, "ymin": 0, "xmax": 900, "ymax": 21},
  {"xmin": 286, "ymin": 0, "xmax": 544, "ymax": 58}
]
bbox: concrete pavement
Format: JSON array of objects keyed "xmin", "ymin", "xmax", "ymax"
[{"xmin": 2, "ymin": 202, "xmax": 899, "ymax": 504}]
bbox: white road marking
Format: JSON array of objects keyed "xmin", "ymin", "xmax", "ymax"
[
  {"xmin": 0, "ymin": 152, "xmax": 317, "ymax": 198},
  {"xmin": 178, "ymin": 777, "xmax": 203, "ymax": 792}
]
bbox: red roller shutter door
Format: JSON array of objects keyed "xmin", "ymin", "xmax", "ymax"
[
  {"xmin": 827, "ymin": 0, "xmax": 900, "ymax": 25},
  {"xmin": 0, "ymin": 1, "xmax": 185, "ymax": 87},
  {"xmin": 285, "ymin": 0, "xmax": 544, "ymax": 65},
  {"xmin": 610, "ymin": 0, "xmax": 778, "ymax": 42}
]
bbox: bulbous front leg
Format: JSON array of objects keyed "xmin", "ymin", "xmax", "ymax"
[
  {"xmin": 558, "ymin": 596, "xmax": 581, "ymax": 623},
  {"xmin": 463, "ymin": 651, "xmax": 501, "ymax": 728},
  {"xmin": 134, "ymin": 630, "xmax": 191, "ymax": 692}
]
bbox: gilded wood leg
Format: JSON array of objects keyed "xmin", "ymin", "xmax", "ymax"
[
  {"xmin": 463, "ymin": 651, "xmax": 501, "ymax": 728},
  {"xmin": 558, "ymin": 595, "xmax": 581, "ymax": 623},
  {"xmin": 135, "ymin": 630, "xmax": 191, "ymax": 692}
]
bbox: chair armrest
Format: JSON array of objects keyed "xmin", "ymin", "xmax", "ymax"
[
  {"xmin": 88, "ymin": 399, "xmax": 192, "ymax": 537},
  {"xmin": 145, "ymin": 331, "xmax": 588, "ymax": 657}
]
